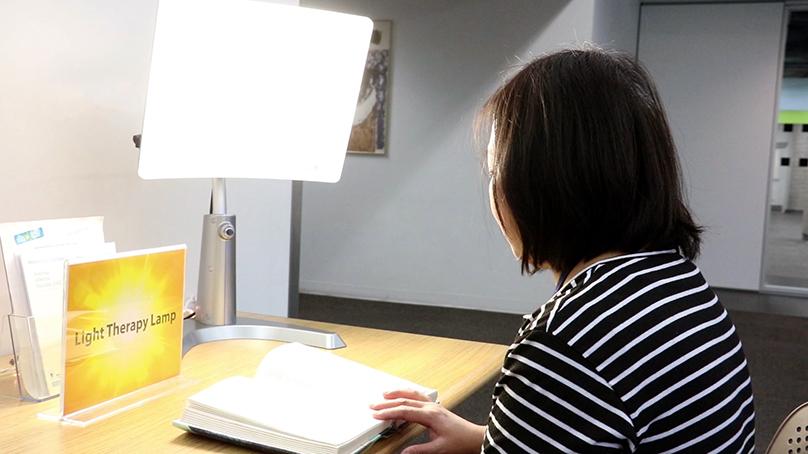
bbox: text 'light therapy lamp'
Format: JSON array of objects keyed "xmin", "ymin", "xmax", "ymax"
[{"xmin": 136, "ymin": 0, "xmax": 372, "ymax": 354}]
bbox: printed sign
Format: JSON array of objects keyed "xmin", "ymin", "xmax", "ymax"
[
  {"xmin": 14, "ymin": 227, "xmax": 44, "ymax": 245},
  {"xmin": 61, "ymin": 245, "xmax": 185, "ymax": 416}
]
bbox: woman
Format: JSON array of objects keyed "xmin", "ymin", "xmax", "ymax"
[{"xmin": 370, "ymin": 49, "xmax": 755, "ymax": 453}]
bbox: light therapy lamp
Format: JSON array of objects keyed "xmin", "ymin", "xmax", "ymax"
[{"xmin": 136, "ymin": 0, "xmax": 372, "ymax": 353}]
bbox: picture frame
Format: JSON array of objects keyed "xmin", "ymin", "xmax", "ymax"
[{"xmin": 347, "ymin": 20, "xmax": 391, "ymax": 155}]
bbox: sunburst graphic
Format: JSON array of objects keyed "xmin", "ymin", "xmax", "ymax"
[{"xmin": 63, "ymin": 247, "xmax": 185, "ymax": 415}]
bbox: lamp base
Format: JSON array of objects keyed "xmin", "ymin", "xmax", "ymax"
[{"xmin": 181, "ymin": 317, "xmax": 346, "ymax": 356}]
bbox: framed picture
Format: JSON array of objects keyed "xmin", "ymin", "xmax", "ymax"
[{"xmin": 348, "ymin": 20, "xmax": 391, "ymax": 155}]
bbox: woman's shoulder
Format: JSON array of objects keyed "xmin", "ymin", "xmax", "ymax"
[
  {"xmin": 529, "ymin": 250, "xmax": 731, "ymax": 382},
  {"xmin": 544, "ymin": 251, "xmax": 713, "ymax": 342},
  {"xmin": 518, "ymin": 250, "xmax": 710, "ymax": 341}
]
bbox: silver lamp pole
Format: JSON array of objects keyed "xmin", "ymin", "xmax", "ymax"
[
  {"xmin": 194, "ymin": 177, "xmax": 236, "ymax": 326},
  {"xmin": 182, "ymin": 178, "xmax": 346, "ymax": 355}
]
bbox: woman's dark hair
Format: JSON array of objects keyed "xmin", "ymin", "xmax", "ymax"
[{"xmin": 480, "ymin": 48, "xmax": 702, "ymax": 276}]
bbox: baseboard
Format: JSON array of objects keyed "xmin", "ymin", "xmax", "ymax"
[
  {"xmin": 299, "ymin": 280, "xmax": 542, "ymax": 315},
  {"xmin": 714, "ymin": 287, "xmax": 808, "ymax": 319},
  {"xmin": 301, "ymin": 281, "xmax": 808, "ymax": 320}
]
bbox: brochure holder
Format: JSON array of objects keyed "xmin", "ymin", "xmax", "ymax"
[
  {"xmin": 6, "ymin": 314, "xmax": 58, "ymax": 402},
  {"xmin": 0, "ymin": 317, "xmax": 20, "ymax": 401},
  {"xmin": 0, "ymin": 356, "xmax": 17, "ymax": 401}
]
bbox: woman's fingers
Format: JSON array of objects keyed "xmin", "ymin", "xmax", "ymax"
[
  {"xmin": 369, "ymin": 397, "xmax": 426, "ymax": 411},
  {"xmin": 371, "ymin": 405, "xmax": 436, "ymax": 427},
  {"xmin": 370, "ymin": 390, "xmax": 440, "ymax": 431},
  {"xmin": 382, "ymin": 389, "xmax": 431, "ymax": 402},
  {"xmin": 400, "ymin": 439, "xmax": 441, "ymax": 454}
]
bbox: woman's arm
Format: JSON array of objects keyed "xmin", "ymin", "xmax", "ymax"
[{"xmin": 370, "ymin": 389, "xmax": 486, "ymax": 454}]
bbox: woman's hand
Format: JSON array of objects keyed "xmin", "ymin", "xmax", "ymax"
[{"xmin": 370, "ymin": 389, "xmax": 486, "ymax": 454}]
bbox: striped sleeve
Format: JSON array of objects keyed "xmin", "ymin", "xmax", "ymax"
[{"xmin": 482, "ymin": 331, "xmax": 636, "ymax": 453}]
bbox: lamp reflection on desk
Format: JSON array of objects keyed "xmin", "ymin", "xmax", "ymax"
[{"xmin": 135, "ymin": 0, "xmax": 372, "ymax": 354}]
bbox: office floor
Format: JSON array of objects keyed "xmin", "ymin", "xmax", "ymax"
[
  {"xmin": 299, "ymin": 290, "xmax": 808, "ymax": 453},
  {"xmin": 765, "ymin": 209, "xmax": 808, "ymax": 289}
]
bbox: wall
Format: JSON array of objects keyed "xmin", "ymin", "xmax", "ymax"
[
  {"xmin": 638, "ymin": 2, "xmax": 784, "ymax": 290},
  {"xmin": 592, "ymin": 0, "xmax": 641, "ymax": 55},
  {"xmin": 0, "ymin": 0, "xmax": 296, "ymax": 322},
  {"xmin": 299, "ymin": 0, "xmax": 620, "ymax": 314}
]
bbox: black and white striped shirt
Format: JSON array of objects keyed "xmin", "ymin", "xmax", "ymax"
[{"xmin": 482, "ymin": 250, "xmax": 755, "ymax": 453}]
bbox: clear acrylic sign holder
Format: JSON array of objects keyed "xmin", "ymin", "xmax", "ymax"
[
  {"xmin": 37, "ymin": 374, "xmax": 196, "ymax": 427},
  {"xmin": 2, "ymin": 313, "xmax": 195, "ymax": 427}
]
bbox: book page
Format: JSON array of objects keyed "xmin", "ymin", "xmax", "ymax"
[
  {"xmin": 254, "ymin": 343, "xmax": 436, "ymax": 444},
  {"xmin": 188, "ymin": 343, "xmax": 437, "ymax": 447},
  {"xmin": 189, "ymin": 376, "xmax": 370, "ymax": 446},
  {"xmin": 256, "ymin": 343, "xmax": 437, "ymax": 404}
]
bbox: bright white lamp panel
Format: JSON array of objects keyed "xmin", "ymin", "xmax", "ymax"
[{"xmin": 138, "ymin": 0, "xmax": 372, "ymax": 182}]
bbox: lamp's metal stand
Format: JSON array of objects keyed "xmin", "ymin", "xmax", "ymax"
[
  {"xmin": 183, "ymin": 178, "xmax": 346, "ymax": 355},
  {"xmin": 131, "ymin": 136, "xmax": 345, "ymax": 355}
]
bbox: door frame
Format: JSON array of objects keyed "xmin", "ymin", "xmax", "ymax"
[{"xmin": 760, "ymin": 2, "xmax": 808, "ymax": 297}]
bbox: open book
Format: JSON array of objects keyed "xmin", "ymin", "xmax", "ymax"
[{"xmin": 174, "ymin": 343, "xmax": 438, "ymax": 454}]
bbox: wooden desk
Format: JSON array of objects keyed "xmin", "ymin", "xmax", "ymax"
[{"xmin": 0, "ymin": 314, "xmax": 507, "ymax": 453}]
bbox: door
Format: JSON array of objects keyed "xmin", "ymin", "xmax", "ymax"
[{"xmin": 638, "ymin": 2, "xmax": 784, "ymax": 290}]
